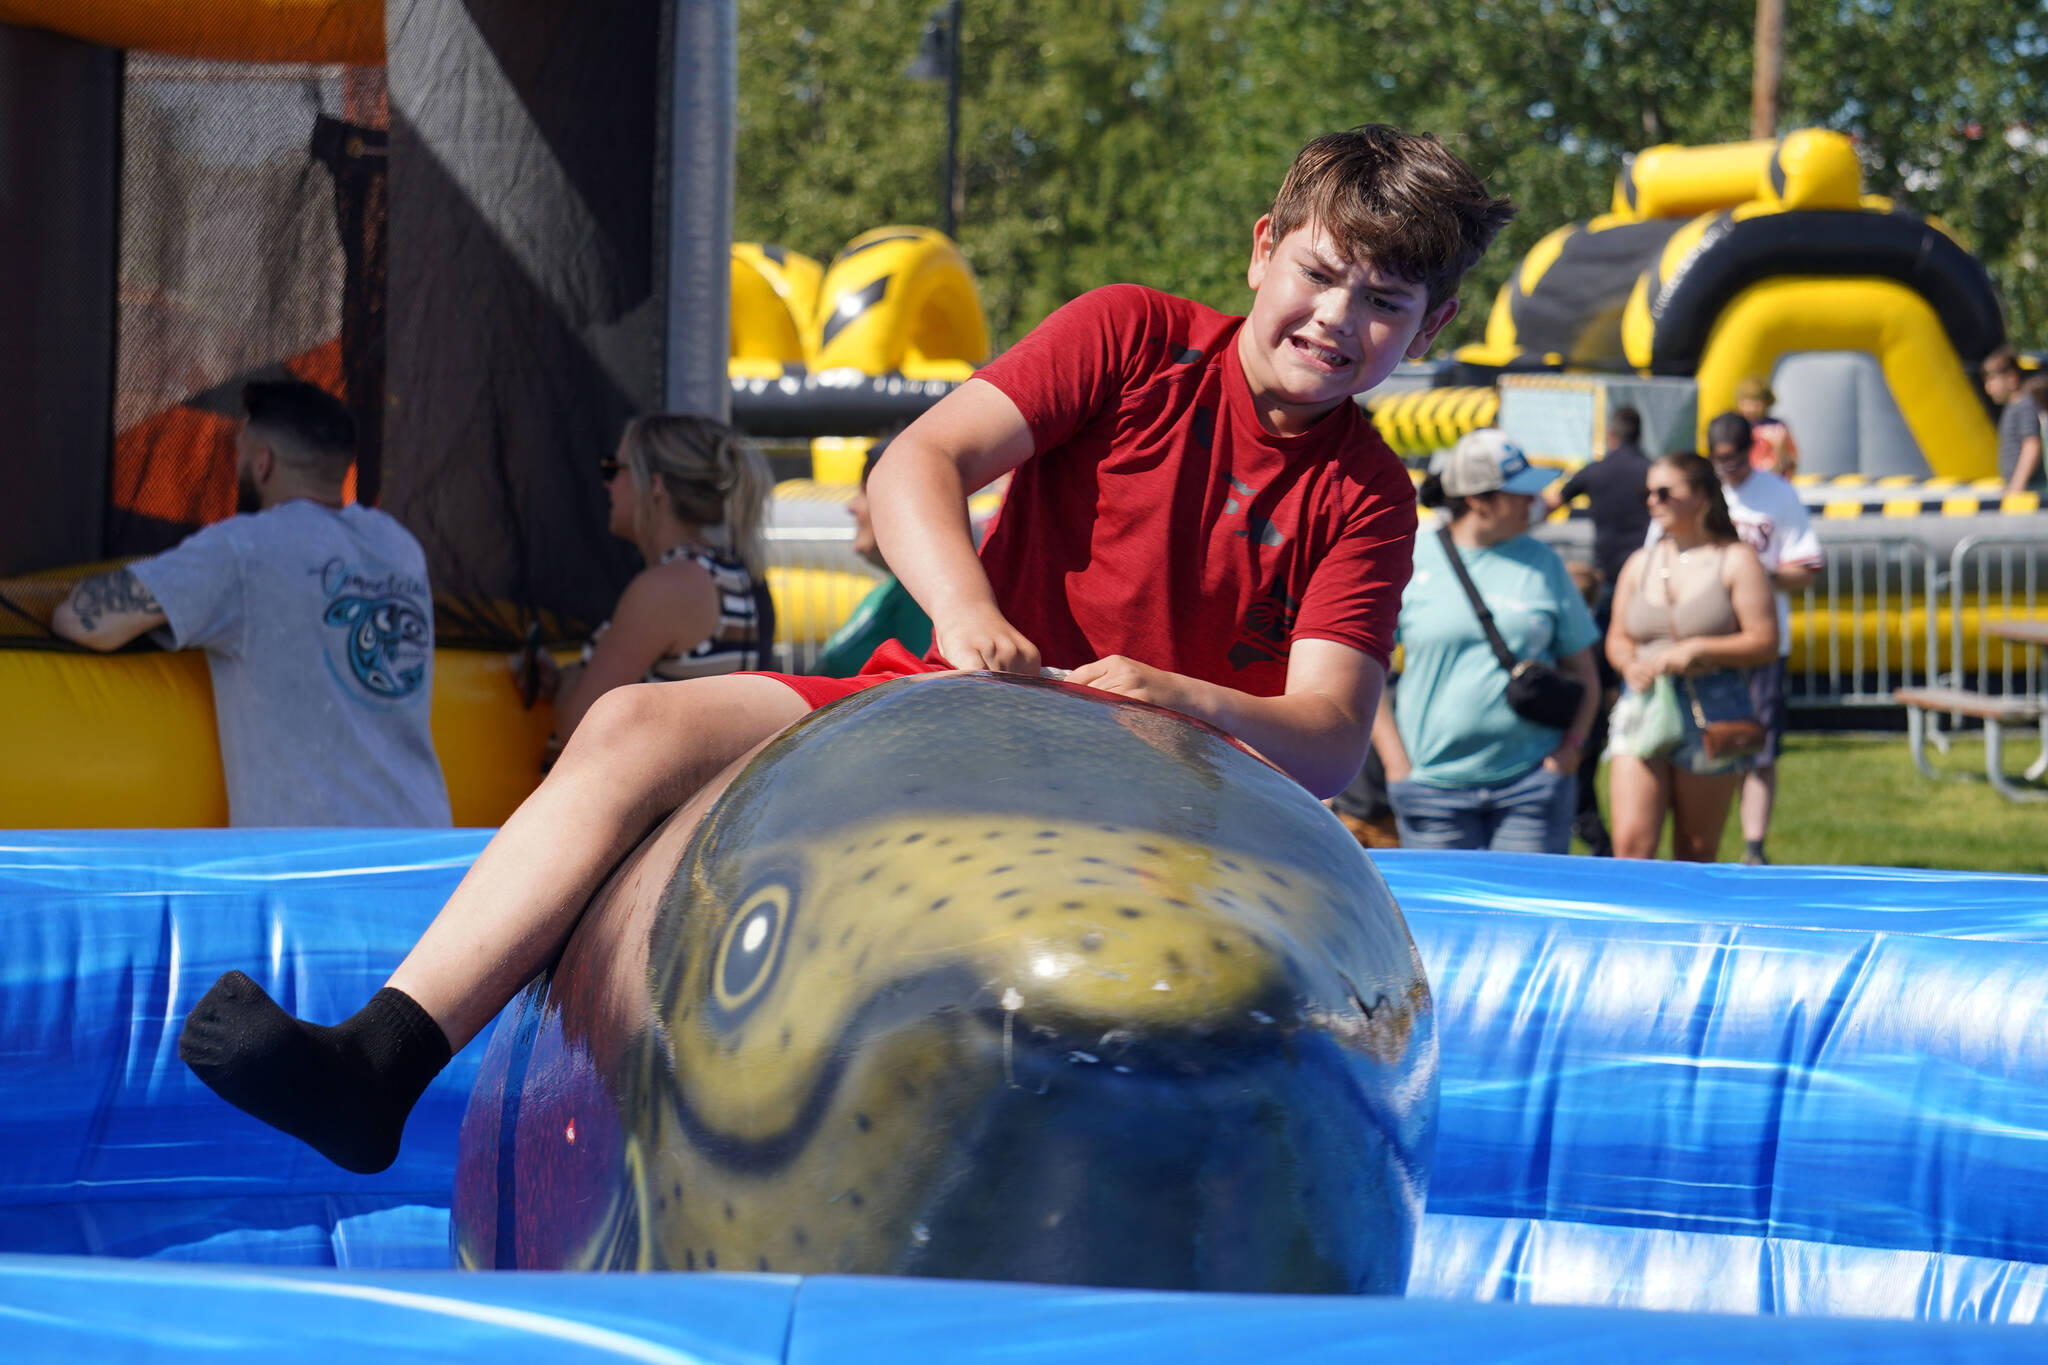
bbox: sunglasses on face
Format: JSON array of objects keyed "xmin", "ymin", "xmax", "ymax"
[
  {"xmin": 599, "ymin": 458, "xmax": 623, "ymax": 482},
  {"xmin": 1644, "ymin": 485, "xmax": 1683, "ymax": 504}
]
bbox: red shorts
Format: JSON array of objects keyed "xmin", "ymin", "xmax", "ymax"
[{"xmin": 738, "ymin": 639, "xmax": 954, "ymax": 711}]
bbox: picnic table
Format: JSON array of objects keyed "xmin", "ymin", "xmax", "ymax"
[{"xmin": 1895, "ymin": 618, "xmax": 2048, "ymax": 802}]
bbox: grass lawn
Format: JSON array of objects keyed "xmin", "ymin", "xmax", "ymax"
[{"xmin": 1584, "ymin": 730, "xmax": 2048, "ymax": 874}]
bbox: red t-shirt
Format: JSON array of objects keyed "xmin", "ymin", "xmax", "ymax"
[{"xmin": 974, "ymin": 284, "xmax": 1417, "ymax": 696}]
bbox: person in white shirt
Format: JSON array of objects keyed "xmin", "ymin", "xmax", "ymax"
[
  {"xmin": 1646, "ymin": 411, "xmax": 1822, "ymax": 863},
  {"xmin": 1703, "ymin": 411, "xmax": 1822, "ymax": 863}
]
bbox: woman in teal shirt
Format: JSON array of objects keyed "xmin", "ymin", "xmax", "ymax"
[{"xmin": 1370, "ymin": 430, "xmax": 1602, "ymax": 853}]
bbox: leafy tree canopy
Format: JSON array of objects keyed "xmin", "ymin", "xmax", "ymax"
[{"xmin": 737, "ymin": 0, "xmax": 2048, "ymax": 351}]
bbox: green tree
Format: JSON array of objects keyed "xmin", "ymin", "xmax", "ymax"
[{"xmin": 736, "ymin": 0, "xmax": 2048, "ymax": 352}]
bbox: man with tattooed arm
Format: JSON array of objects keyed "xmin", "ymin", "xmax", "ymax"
[{"xmin": 53, "ymin": 381, "xmax": 450, "ymax": 827}]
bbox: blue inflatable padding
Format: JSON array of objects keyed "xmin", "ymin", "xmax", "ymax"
[
  {"xmin": 3, "ymin": 1258, "xmax": 2042, "ymax": 1364},
  {"xmin": 1412, "ymin": 1214, "xmax": 2048, "ymax": 1321},
  {"xmin": 4, "ymin": 832, "xmax": 2047, "ymax": 1354},
  {"xmin": 0, "ymin": 830, "xmax": 491, "ymax": 1261},
  {"xmin": 1397, "ymin": 852, "xmax": 2048, "ymax": 1265},
  {"xmin": 0, "ymin": 1255, "xmax": 798, "ymax": 1363}
]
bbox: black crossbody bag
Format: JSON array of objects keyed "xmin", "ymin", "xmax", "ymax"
[{"xmin": 1436, "ymin": 526, "xmax": 1586, "ymax": 731}]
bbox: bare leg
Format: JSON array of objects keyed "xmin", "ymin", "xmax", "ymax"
[
  {"xmin": 178, "ymin": 674, "xmax": 810, "ymax": 1172},
  {"xmin": 1739, "ymin": 764, "xmax": 1777, "ymax": 853},
  {"xmin": 1607, "ymin": 754, "xmax": 1670, "ymax": 860},
  {"xmin": 1669, "ymin": 768, "xmax": 1743, "ymax": 862},
  {"xmin": 390, "ymin": 675, "xmax": 809, "ymax": 1048}
]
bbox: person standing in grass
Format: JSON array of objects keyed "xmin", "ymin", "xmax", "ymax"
[{"xmin": 1607, "ymin": 452, "xmax": 1778, "ymax": 861}]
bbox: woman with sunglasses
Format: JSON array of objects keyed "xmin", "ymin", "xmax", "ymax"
[
  {"xmin": 1605, "ymin": 452, "xmax": 1777, "ymax": 861},
  {"xmin": 519, "ymin": 415, "xmax": 775, "ymax": 754}
]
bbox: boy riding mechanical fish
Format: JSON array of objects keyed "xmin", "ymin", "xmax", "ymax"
[{"xmin": 179, "ymin": 124, "xmax": 1515, "ymax": 1174}]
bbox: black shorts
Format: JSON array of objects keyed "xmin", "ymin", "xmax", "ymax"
[{"xmin": 1747, "ymin": 658, "xmax": 1788, "ymax": 767}]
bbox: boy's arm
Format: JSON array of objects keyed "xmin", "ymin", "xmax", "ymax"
[
  {"xmin": 868, "ymin": 377, "xmax": 1043, "ymax": 673},
  {"xmin": 1065, "ymin": 638, "xmax": 1385, "ymax": 800}
]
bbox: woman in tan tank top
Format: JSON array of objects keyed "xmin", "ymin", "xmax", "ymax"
[{"xmin": 1606, "ymin": 453, "xmax": 1777, "ymax": 861}]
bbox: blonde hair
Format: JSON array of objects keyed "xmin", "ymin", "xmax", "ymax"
[{"xmin": 619, "ymin": 414, "xmax": 772, "ymax": 575}]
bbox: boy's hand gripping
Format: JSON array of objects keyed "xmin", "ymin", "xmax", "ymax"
[{"xmin": 934, "ymin": 605, "xmax": 1042, "ymax": 675}]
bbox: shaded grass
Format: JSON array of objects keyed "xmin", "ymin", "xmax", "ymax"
[{"xmin": 1585, "ymin": 731, "xmax": 2048, "ymax": 874}]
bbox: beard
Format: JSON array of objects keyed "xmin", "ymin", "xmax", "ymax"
[{"xmin": 235, "ymin": 469, "xmax": 262, "ymax": 515}]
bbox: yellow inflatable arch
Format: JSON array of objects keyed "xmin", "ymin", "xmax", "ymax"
[
  {"xmin": 808, "ymin": 227, "xmax": 990, "ymax": 380},
  {"xmin": 1687, "ymin": 278, "xmax": 1997, "ymax": 476},
  {"xmin": 730, "ymin": 243, "xmax": 825, "ymax": 380}
]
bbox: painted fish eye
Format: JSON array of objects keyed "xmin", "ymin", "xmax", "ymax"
[{"xmin": 713, "ymin": 883, "xmax": 791, "ymax": 1015}]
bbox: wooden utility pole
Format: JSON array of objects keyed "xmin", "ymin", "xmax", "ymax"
[{"xmin": 1752, "ymin": 0, "xmax": 1784, "ymax": 139}]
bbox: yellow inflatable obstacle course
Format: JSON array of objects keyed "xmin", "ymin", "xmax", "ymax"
[{"xmin": 1457, "ymin": 129, "xmax": 2004, "ymax": 480}]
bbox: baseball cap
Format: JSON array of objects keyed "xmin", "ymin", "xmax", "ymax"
[{"xmin": 1438, "ymin": 428, "xmax": 1554, "ymax": 497}]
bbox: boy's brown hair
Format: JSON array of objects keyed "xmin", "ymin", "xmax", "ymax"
[{"xmin": 1268, "ymin": 125, "xmax": 1516, "ymax": 311}]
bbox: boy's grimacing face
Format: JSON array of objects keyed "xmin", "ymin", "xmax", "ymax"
[{"xmin": 1241, "ymin": 215, "xmax": 1458, "ymax": 428}]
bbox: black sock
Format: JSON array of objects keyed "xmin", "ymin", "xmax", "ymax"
[{"xmin": 177, "ymin": 971, "xmax": 451, "ymax": 1175}]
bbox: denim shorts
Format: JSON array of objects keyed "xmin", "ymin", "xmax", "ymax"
[{"xmin": 1387, "ymin": 762, "xmax": 1575, "ymax": 854}]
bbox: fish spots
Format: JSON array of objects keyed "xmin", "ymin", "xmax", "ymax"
[
  {"xmin": 996, "ymin": 887, "xmax": 1024, "ymax": 900},
  {"xmin": 903, "ymin": 832, "xmax": 925, "ymax": 844},
  {"xmin": 793, "ymin": 1227, "xmax": 809, "ymax": 1249},
  {"xmin": 859, "ymin": 865, "xmax": 880, "ymax": 884},
  {"xmin": 855, "ymin": 1112, "xmax": 872, "ymax": 1132},
  {"xmin": 1012, "ymin": 906, "xmax": 1033, "ymax": 919},
  {"xmin": 1265, "ymin": 869, "xmax": 1291, "ymax": 889},
  {"xmin": 952, "ymin": 853, "xmax": 974, "ymax": 864},
  {"xmin": 1164, "ymin": 949, "xmax": 1187, "ymax": 973},
  {"xmin": 1062, "ymin": 900, "xmax": 1084, "ymax": 910},
  {"xmin": 1081, "ymin": 856, "xmax": 1107, "ymax": 866},
  {"xmin": 1080, "ymin": 931, "xmax": 1105, "ymax": 953},
  {"xmin": 1137, "ymin": 844, "xmax": 1163, "ymax": 857},
  {"xmin": 893, "ymin": 882, "xmax": 911, "ymax": 897},
  {"xmin": 706, "ymin": 1250, "xmax": 718, "ymax": 1269},
  {"xmin": 1212, "ymin": 936, "xmax": 1234, "ymax": 956},
  {"xmin": 1117, "ymin": 906, "xmax": 1145, "ymax": 920},
  {"xmin": 1035, "ymin": 830, "xmax": 1059, "ymax": 839},
  {"xmin": 724, "ymin": 1201, "xmax": 736, "ymax": 1222},
  {"xmin": 758, "ymin": 1256, "xmax": 771, "ymax": 1271},
  {"xmin": 780, "ymin": 1024, "xmax": 792, "ymax": 1050},
  {"xmin": 927, "ymin": 896, "xmax": 951, "ymax": 913},
  {"xmin": 1220, "ymin": 857, "xmax": 1243, "ymax": 873},
  {"xmin": 1262, "ymin": 895, "xmax": 1292, "ymax": 918},
  {"xmin": 991, "ymin": 865, "xmax": 1015, "ymax": 875},
  {"xmin": 685, "ymin": 1250, "xmax": 696, "ymax": 1269}
]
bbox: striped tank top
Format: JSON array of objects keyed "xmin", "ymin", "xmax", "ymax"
[{"xmin": 580, "ymin": 543, "xmax": 770, "ymax": 682}]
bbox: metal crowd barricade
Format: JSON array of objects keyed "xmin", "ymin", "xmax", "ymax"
[
  {"xmin": 1785, "ymin": 536, "xmax": 1941, "ymax": 709},
  {"xmin": 1949, "ymin": 533, "xmax": 2047, "ymax": 701}
]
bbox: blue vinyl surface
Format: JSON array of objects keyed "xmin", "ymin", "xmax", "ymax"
[{"xmin": 2, "ymin": 831, "xmax": 2046, "ymax": 1357}]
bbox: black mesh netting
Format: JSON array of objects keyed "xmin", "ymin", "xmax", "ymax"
[{"xmin": 106, "ymin": 54, "xmax": 384, "ymax": 559}]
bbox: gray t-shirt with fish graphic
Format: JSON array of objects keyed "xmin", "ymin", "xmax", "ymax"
[{"xmin": 133, "ymin": 500, "xmax": 451, "ymax": 827}]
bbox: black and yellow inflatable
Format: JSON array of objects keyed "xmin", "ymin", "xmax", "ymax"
[
  {"xmin": 1455, "ymin": 130, "xmax": 2003, "ymax": 479},
  {"xmin": 729, "ymin": 227, "xmax": 989, "ymax": 442}
]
